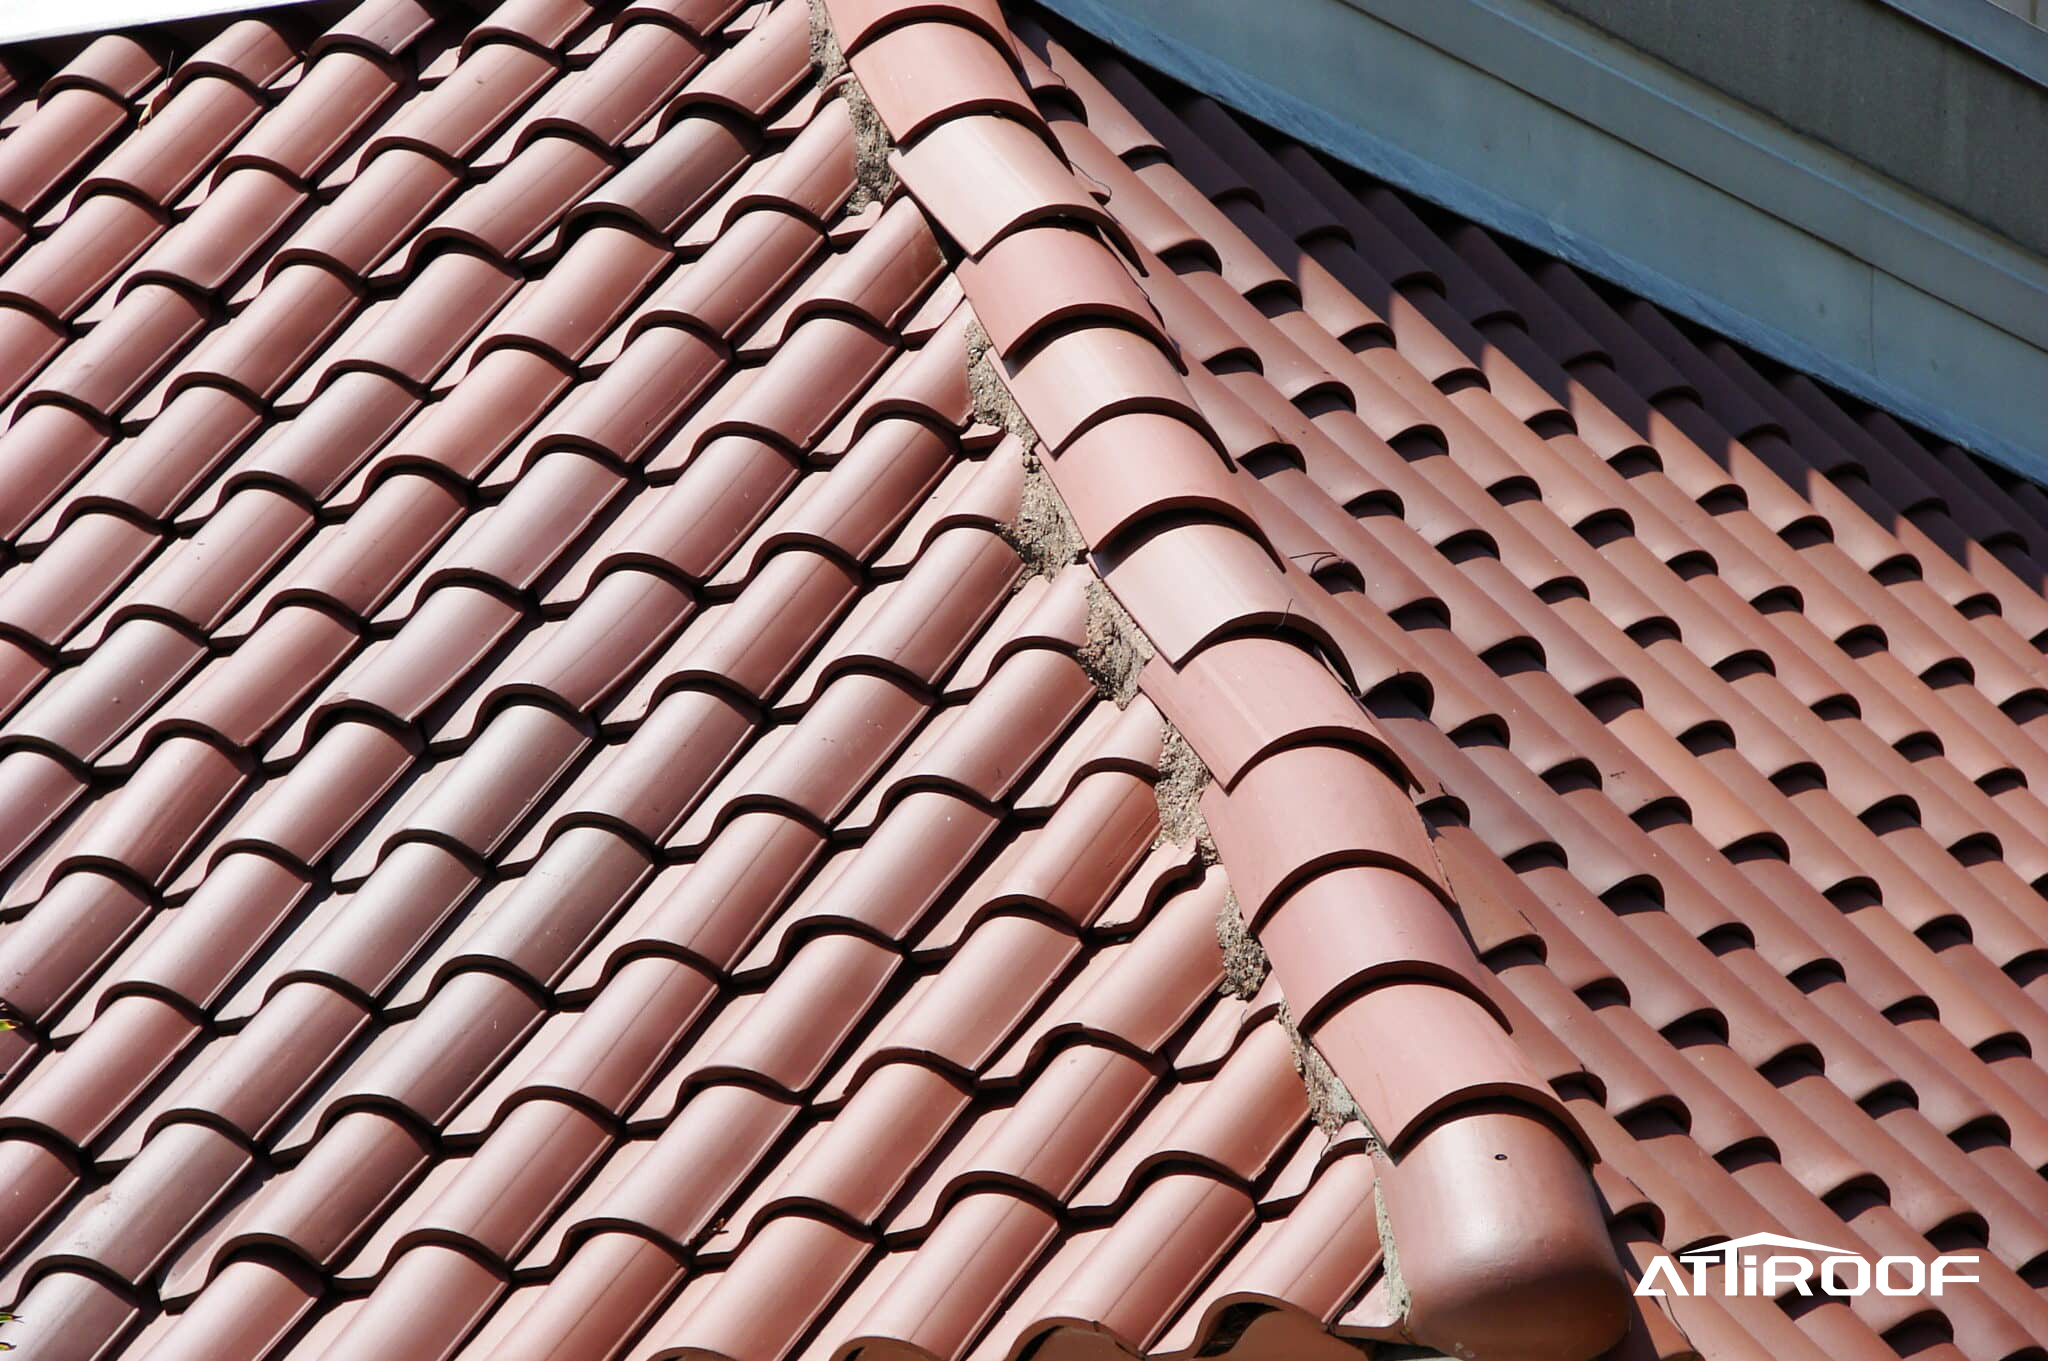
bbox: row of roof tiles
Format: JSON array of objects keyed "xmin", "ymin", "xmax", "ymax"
[{"xmin": 0, "ymin": 8, "xmax": 1397, "ymax": 1360}]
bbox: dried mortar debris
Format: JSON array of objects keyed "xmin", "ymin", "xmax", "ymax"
[
  {"xmin": 965, "ymin": 320, "xmax": 1040, "ymax": 447},
  {"xmin": 1215, "ymin": 889, "xmax": 1269, "ymax": 999},
  {"xmin": 966, "ymin": 320, "xmax": 1083, "ymax": 588},
  {"xmin": 1078, "ymin": 578, "xmax": 1149, "ymax": 707},
  {"xmin": 1375, "ymin": 1178, "xmax": 1414, "ymax": 1332},
  {"xmin": 841, "ymin": 80, "xmax": 898, "ymax": 211},
  {"xmin": 1001, "ymin": 454, "xmax": 1084, "ymax": 580},
  {"xmin": 807, "ymin": 0, "xmax": 897, "ymax": 210},
  {"xmin": 1152, "ymin": 723, "xmax": 1215, "ymax": 856},
  {"xmin": 1278, "ymin": 1001, "xmax": 1367, "ymax": 1137},
  {"xmin": 806, "ymin": 0, "xmax": 847, "ymax": 79}
]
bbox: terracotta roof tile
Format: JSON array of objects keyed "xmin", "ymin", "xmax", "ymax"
[{"xmin": 0, "ymin": 0, "xmax": 2042, "ymax": 1358}]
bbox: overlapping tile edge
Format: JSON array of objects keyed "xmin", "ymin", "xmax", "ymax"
[{"xmin": 0, "ymin": 0, "xmax": 2042, "ymax": 1359}]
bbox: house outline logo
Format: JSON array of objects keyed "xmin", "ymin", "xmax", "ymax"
[{"xmin": 1634, "ymin": 1232, "xmax": 1981, "ymax": 1299}]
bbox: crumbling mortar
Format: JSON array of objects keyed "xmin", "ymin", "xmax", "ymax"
[
  {"xmin": 806, "ymin": 0, "xmax": 847, "ymax": 78},
  {"xmin": 1151, "ymin": 723, "xmax": 1214, "ymax": 856},
  {"xmin": 1001, "ymin": 455, "xmax": 1083, "ymax": 580},
  {"xmin": 841, "ymin": 80, "xmax": 898, "ymax": 211},
  {"xmin": 807, "ymin": 0, "xmax": 897, "ymax": 210},
  {"xmin": 1374, "ymin": 1178, "xmax": 1414, "ymax": 1329},
  {"xmin": 1215, "ymin": 888, "xmax": 1268, "ymax": 999},
  {"xmin": 1266, "ymin": 997, "xmax": 1412, "ymax": 1337},
  {"xmin": 969, "ymin": 321, "xmax": 1089, "ymax": 598},
  {"xmin": 1079, "ymin": 578, "xmax": 1148, "ymax": 707},
  {"xmin": 960, "ymin": 328, "xmax": 1204, "ymax": 849},
  {"xmin": 1277, "ymin": 1001, "xmax": 1371, "ymax": 1140},
  {"xmin": 966, "ymin": 320, "xmax": 1040, "ymax": 447},
  {"xmin": 1273, "ymin": 1005, "xmax": 1408, "ymax": 1326}
]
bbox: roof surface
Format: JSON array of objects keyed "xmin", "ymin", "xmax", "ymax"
[{"xmin": 0, "ymin": 2, "xmax": 2044, "ymax": 1360}]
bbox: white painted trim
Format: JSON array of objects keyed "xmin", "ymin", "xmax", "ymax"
[
  {"xmin": 1040, "ymin": 0, "xmax": 2048, "ymax": 483},
  {"xmin": 0, "ymin": 0, "xmax": 318, "ymax": 45},
  {"xmin": 1878, "ymin": 0, "xmax": 2048, "ymax": 87}
]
